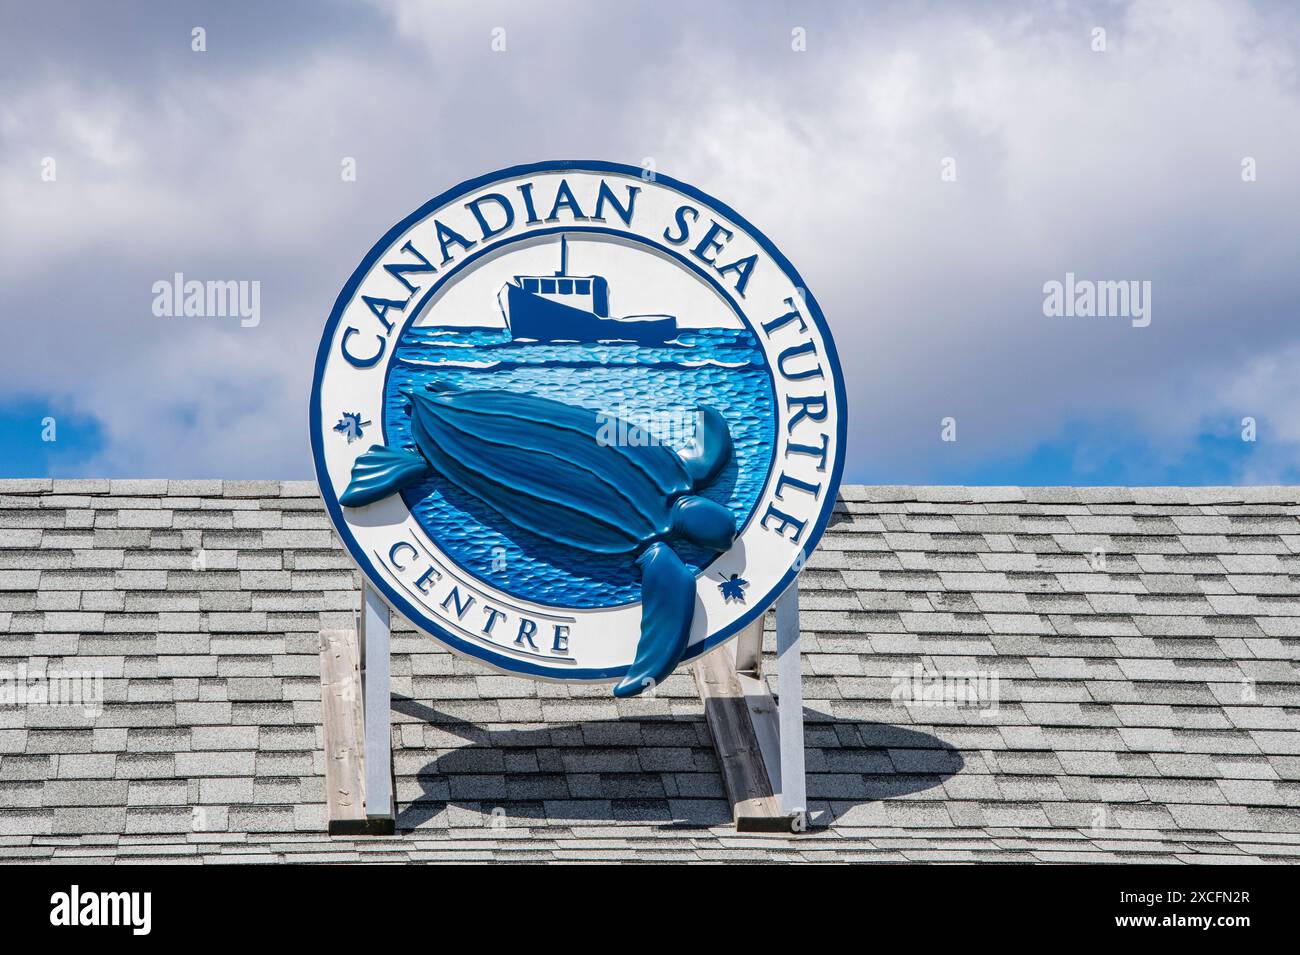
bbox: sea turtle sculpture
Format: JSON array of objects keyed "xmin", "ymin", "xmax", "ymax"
[{"xmin": 339, "ymin": 383, "xmax": 737, "ymax": 697}]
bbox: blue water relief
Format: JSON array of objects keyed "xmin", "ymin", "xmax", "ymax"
[{"xmin": 383, "ymin": 325, "xmax": 776, "ymax": 608}]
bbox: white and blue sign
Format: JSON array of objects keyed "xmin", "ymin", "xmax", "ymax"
[{"xmin": 311, "ymin": 162, "xmax": 846, "ymax": 695}]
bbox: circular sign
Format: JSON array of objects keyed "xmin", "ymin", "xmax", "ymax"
[{"xmin": 311, "ymin": 161, "xmax": 846, "ymax": 695}]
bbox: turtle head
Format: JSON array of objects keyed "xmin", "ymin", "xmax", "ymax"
[
  {"xmin": 678, "ymin": 406, "xmax": 733, "ymax": 487},
  {"xmin": 670, "ymin": 496, "xmax": 736, "ymax": 553}
]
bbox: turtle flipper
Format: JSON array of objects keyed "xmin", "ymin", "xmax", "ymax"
[
  {"xmin": 613, "ymin": 542, "xmax": 696, "ymax": 698},
  {"xmin": 339, "ymin": 445, "xmax": 431, "ymax": 507},
  {"xmin": 678, "ymin": 407, "xmax": 733, "ymax": 486}
]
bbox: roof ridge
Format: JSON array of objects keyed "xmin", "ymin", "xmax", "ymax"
[{"xmin": 3, "ymin": 480, "xmax": 1299, "ymax": 506}]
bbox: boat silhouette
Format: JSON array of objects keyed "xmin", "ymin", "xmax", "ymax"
[{"xmin": 497, "ymin": 237, "xmax": 678, "ymax": 344}]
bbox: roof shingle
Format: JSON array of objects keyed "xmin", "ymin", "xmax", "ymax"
[{"xmin": 0, "ymin": 481, "xmax": 1297, "ymax": 862}]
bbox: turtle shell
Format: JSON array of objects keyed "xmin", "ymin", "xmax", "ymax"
[{"xmin": 409, "ymin": 387, "xmax": 694, "ymax": 555}]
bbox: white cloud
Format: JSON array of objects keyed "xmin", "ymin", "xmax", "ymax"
[
  {"xmin": 0, "ymin": 0, "xmax": 1297, "ymax": 483},
  {"xmin": 633, "ymin": 0, "xmax": 1300, "ymax": 477}
]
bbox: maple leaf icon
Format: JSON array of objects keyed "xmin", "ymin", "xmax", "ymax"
[
  {"xmin": 333, "ymin": 411, "xmax": 371, "ymax": 443},
  {"xmin": 717, "ymin": 573, "xmax": 749, "ymax": 604}
]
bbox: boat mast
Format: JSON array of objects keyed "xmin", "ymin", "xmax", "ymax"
[{"xmin": 556, "ymin": 235, "xmax": 568, "ymax": 277}]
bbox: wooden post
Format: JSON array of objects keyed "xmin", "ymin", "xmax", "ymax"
[
  {"xmin": 319, "ymin": 628, "xmax": 367, "ymax": 835},
  {"xmin": 693, "ymin": 640, "xmax": 784, "ymax": 831},
  {"xmin": 317, "ymin": 585, "xmax": 395, "ymax": 835},
  {"xmin": 693, "ymin": 578, "xmax": 807, "ymax": 833}
]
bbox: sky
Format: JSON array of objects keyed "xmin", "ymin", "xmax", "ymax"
[{"xmin": 1, "ymin": 0, "xmax": 1297, "ymax": 486}]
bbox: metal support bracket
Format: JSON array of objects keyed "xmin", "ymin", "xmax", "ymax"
[
  {"xmin": 694, "ymin": 579, "xmax": 806, "ymax": 832},
  {"xmin": 361, "ymin": 583, "xmax": 395, "ymax": 830},
  {"xmin": 327, "ymin": 581, "xmax": 804, "ymax": 836}
]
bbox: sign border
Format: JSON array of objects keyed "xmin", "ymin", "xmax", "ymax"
[{"xmin": 309, "ymin": 160, "xmax": 849, "ymax": 682}]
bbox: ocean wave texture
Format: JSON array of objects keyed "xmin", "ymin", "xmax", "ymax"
[{"xmin": 384, "ymin": 326, "xmax": 775, "ymax": 608}]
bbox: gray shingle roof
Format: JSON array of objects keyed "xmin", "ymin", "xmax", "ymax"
[{"xmin": 1, "ymin": 480, "xmax": 1298, "ymax": 863}]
